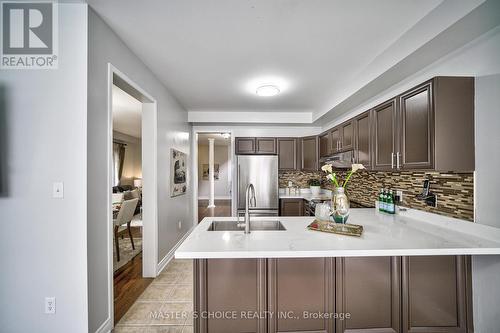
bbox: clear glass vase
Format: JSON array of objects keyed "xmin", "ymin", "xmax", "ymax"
[{"xmin": 331, "ymin": 187, "xmax": 350, "ymax": 224}]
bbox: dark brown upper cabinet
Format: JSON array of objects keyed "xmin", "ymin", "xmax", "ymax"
[
  {"xmin": 319, "ymin": 132, "xmax": 332, "ymax": 158},
  {"xmin": 301, "ymin": 136, "xmax": 319, "ymax": 171},
  {"xmin": 255, "ymin": 137, "xmax": 277, "ymax": 154},
  {"xmin": 336, "ymin": 257, "xmax": 401, "ymax": 333},
  {"xmin": 277, "ymin": 138, "xmax": 299, "ymax": 170},
  {"xmin": 235, "ymin": 137, "xmax": 256, "ymax": 154},
  {"xmin": 402, "ymin": 256, "xmax": 471, "ymax": 333},
  {"xmin": 352, "ymin": 77, "xmax": 474, "ymax": 171},
  {"xmin": 331, "ymin": 127, "xmax": 341, "ymax": 153},
  {"xmin": 340, "ymin": 120, "xmax": 354, "ymax": 151},
  {"xmin": 399, "ymin": 82, "xmax": 433, "ymax": 169},
  {"xmin": 430, "ymin": 76, "xmax": 474, "ymax": 171},
  {"xmin": 353, "ymin": 111, "xmax": 372, "ymax": 169},
  {"xmin": 373, "ymin": 99, "xmax": 398, "ymax": 171}
]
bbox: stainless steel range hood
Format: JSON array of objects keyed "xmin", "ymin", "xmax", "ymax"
[{"xmin": 320, "ymin": 150, "xmax": 354, "ymax": 169}]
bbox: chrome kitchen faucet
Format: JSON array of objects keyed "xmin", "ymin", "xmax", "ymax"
[{"xmin": 238, "ymin": 183, "xmax": 256, "ymax": 234}]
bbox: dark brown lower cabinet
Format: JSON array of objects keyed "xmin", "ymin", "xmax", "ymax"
[
  {"xmin": 194, "ymin": 259, "xmax": 267, "ymax": 333},
  {"xmin": 336, "ymin": 257, "xmax": 401, "ymax": 333},
  {"xmin": 194, "ymin": 256, "xmax": 471, "ymax": 333},
  {"xmin": 402, "ymin": 256, "xmax": 472, "ymax": 333},
  {"xmin": 268, "ymin": 258, "xmax": 335, "ymax": 333},
  {"xmin": 279, "ymin": 199, "xmax": 304, "ymax": 216}
]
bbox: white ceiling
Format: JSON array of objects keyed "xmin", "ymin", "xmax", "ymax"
[
  {"xmin": 90, "ymin": 0, "xmax": 487, "ymax": 124},
  {"xmin": 112, "ymin": 85, "xmax": 142, "ymax": 138}
]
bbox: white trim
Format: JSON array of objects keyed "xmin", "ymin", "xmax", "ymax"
[
  {"xmin": 106, "ymin": 63, "xmax": 159, "ymax": 329},
  {"xmin": 188, "ymin": 111, "xmax": 313, "ymax": 123},
  {"xmin": 94, "ymin": 317, "xmax": 112, "ymax": 333},
  {"xmin": 105, "ymin": 65, "xmax": 114, "ymax": 332},
  {"xmin": 191, "ymin": 130, "xmax": 199, "ymax": 228},
  {"xmin": 157, "ymin": 225, "xmax": 195, "ymax": 275}
]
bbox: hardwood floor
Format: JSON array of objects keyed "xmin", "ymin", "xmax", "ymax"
[
  {"xmin": 113, "ymin": 227, "xmax": 153, "ymax": 324},
  {"xmin": 198, "ymin": 199, "xmax": 231, "ymax": 222}
]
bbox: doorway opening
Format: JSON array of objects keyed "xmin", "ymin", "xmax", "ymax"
[
  {"xmin": 196, "ymin": 133, "xmax": 232, "ymax": 222},
  {"xmin": 108, "ymin": 65, "xmax": 158, "ymax": 325}
]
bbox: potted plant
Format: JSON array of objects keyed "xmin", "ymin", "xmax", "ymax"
[{"xmin": 308, "ymin": 178, "xmax": 321, "ymax": 196}]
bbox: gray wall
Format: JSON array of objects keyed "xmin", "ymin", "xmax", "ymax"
[
  {"xmin": 0, "ymin": 3, "xmax": 89, "ymax": 333},
  {"xmin": 87, "ymin": 9, "xmax": 192, "ymax": 332},
  {"xmin": 472, "ymin": 74, "xmax": 500, "ymax": 332}
]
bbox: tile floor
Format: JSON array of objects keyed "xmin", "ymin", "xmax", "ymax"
[{"xmin": 113, "ymin": 259, "xmax": 194, "ymax": 333}]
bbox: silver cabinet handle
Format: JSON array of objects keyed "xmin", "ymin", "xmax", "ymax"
[
  {"xmin": 391, "ymin": 152, "xmax": 394, "ymax": 169},
  {"xmin": 396, "ymin": 152, "xmax": 400, "ymax": 169}
]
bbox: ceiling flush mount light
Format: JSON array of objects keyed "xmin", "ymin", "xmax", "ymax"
[{"xmin": 256, "ymin": 84, "xmax": 280, "ymax": 97}]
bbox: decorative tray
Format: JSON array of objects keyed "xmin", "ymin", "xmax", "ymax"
[{"xmin": 307, "ymin": 219, "xmax": 363, "ymax": 237}]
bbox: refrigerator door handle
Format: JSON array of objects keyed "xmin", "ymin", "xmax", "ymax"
[{"xmin": 237, "ymin": 163, "xmax": 240, "ymax": 208}]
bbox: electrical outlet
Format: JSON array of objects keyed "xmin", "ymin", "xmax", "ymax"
[
  {"xmin": 45, "ymin": 297, "xmax": 56, "ymax": 314},
  {"xmin": 396, "ymin": 190, "xmax": 403, "ymax": 202},
  {"xmin": 178, "ymin": 221, "xmax": 182, "ymax": 229}
]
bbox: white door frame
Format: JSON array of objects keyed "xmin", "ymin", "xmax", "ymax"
[
  {"xmin": 106, "ymin": 63, "xmax": 159, "ymax": 324},
  {"xmin": 191, "ymin": 128, "xmax": 235, "ymax": 224}
]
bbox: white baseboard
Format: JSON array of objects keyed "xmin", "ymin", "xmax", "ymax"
[
  {"xmin": 157, "ymin": 226, "xmax": 195, "ymax": 275},
  {"xmin": 94, "ymin": 317, "xmax": 112, "ymax": 333}
]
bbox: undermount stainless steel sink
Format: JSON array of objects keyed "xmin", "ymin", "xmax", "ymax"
[{"xmin": 207, "ymin": 220, "xmax": 286, "ymax": 231}]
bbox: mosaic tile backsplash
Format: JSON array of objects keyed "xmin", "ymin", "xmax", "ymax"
[{"xmin": 279, "ymin": 170, "xmax": 474, "ymax": 221}]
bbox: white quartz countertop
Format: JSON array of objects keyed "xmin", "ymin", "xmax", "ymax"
[{"xmin": 175, "ymin": 208, "xmax": 500, "ymax": 259}]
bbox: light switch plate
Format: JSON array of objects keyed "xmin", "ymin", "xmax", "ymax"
[
  {"xmin": 53, "ymin": 182, "xmax": 64, "ymax": 198},
  {"xmin": 45, "ymin": 297, "xmax": 56, "ymax": 314}
]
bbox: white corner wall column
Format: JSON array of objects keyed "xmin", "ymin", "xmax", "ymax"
[{"xmin": 208, "ymin": 138, "xmax": 215, "ymax": 208}]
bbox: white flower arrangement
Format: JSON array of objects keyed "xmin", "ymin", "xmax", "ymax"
[{"xmin": 321, "ymin": 163, "xmax": 365, "ymax": 188}]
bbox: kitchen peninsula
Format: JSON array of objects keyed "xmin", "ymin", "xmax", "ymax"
[{"xmin": 176, "ymin": 209, "xmax": 500, "ymax": 333}]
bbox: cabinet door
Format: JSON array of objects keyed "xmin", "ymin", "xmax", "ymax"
[
  {"xmin": 399, "ymin": 83, "xmax": 433, "ymax": 169},
  {"xmin": 331, "ymin": 128, "xmax": 341, "ymax": 152},
  {"xmin": 236, "ymin": 137, "xmax": 256, "ymax": 154},
  {"xmin": 195, "ymin": 259, "xmax": 267, "ymax": 333},
  {"xmin": 336, "ymin": 257, "xmax": 401, "ymax": 333},
  {"xmin": 402, "ymin": 256, "xmax": 471, "ymax": 333},
  {"xmin": 354, "ymin": 111, "xmax": 372, "ymax": 169},
  {"xmin": 319, "ymin": 132, "xmax": 332, "ymax": 158},
  {"xmin": 340, "ymin": 120, "xmax": 354, "ymax": 151},
  {"xmin": 279, "ymin": 199, "xmax": 303, "ymax": 216},
  {"xmin": 277, "ymin": 138, "xmax": 298, "ymax": 170},
  {"xmin": 268, "ymin": 258, "xmax": 334, "ymax": 333},
  {"xmin": 373, "ymin": 99, "xmax": 398, "ymax": 170},
  {"xmin": 301, "ymin": 136, "xmax": 319, "ymax": 171},
  {"xmin": 256, "ymin": 137, "xmax": 277, "ymax": 154}
]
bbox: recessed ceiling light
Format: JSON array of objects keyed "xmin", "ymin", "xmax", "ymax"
[{"xmin": 256, "ymin": 85, "xmax": 280, "ymax": 97}]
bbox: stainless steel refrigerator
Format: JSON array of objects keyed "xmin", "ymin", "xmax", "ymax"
[{"xmin": 237, "ymin": 155, "xmax": 279, "ymax": 216}]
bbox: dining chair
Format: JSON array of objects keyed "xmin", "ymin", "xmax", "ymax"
[{"xmin": 113, "ymin": 198, "xmax": 139, "ymax": 262}]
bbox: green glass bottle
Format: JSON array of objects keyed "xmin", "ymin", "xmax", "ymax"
[
  {"xmin": 387, "ymin": 190, "xmax": 395, "ymax": 214},
  {"xmin": 378, "ymin": 189, "xmax": 384, "ymax": 212}
]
